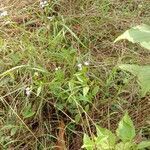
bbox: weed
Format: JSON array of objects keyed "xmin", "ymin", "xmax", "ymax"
[
  {"xmin": 0, "ymin": 0, "xmax": 149, "ymax": 149},
  {"xmin": 82, "ymin": 113, "xmax": 150, "ymax": 150}
]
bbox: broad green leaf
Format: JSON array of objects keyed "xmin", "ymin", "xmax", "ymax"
[
  {"xmin": 96, "ymin": 126, "xmax": 116, "ymax": 149},
  {"xmin": 119, "ymin": 64, "xmax": 150, "ymax": 96},
  {"xmin": 96, "ymin": 136, "xmax": 110, "ymax": 149},
  {"xmin": 22, "ymin": 104, "xmax": 35, "ymax": 119},
  {"xmin": 23, "ymin": 110, "xmax": 35, "ymax": 119},
  {"xmin": 78, "ymin": 95, "xmax": 90, "ymax": 102},
  {"xmin": 141, "ymin": 41, "xmax": 150, "ymax": 50},
  {"xmin": 137, "ymin": 141, "xmax": 150, "ymax": 149},
  {"xmin": 115, "ymin": 142, "xmax": 124, "ymax": 150},
  {"xmin": 83, "ymin": 86, "xmax": 89, "ymax": 97},
  {"xmin": 82, "ymin": 134, "xmax": 95, "ymax": 150},
  {"xmin": 114, "ymin": 24, "xmax": 150, "ymax": 50},
  {"xmin": 115, "ymin": 142, "xmax": 136, "ymax": 150},
  {"xmin": 116, "ymin": 112, "xmax": 135, "ymax": 142}
]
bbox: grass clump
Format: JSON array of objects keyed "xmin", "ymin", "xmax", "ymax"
[{"xmin": 0, "ymin": 0, "xmax": 150, "ymax": 149}]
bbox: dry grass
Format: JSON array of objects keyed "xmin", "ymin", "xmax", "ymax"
[{"xmin": 0, "ymin": 0, "xmax": 150, "ymax": 149}]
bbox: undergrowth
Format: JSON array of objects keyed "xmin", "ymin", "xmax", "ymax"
[{"xmin": 0, "ymin": 0, "xmax": 150, "ymax": 149}]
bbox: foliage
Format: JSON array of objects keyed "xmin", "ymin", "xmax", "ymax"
[
  {"xmin": 114, "ymin": 24, "xmax": 150, "ymax": 50},
  {"xmin": 49, "ymin": 64, "xmax": 99, "ymax": 121},
  {"xmin": 115, "ymin": 24, "xmax": 150, "ymax": 96},
  {"xmin": 82, "ymin": 113, "xmax": 150, "ymax": 150},
  {"xmin": 0, "ymin": 0, "xmax": 150, "ymax": 149},
  {"xmin": 119, "ymin": 64, "xmax": 150, "ymax": 96}
]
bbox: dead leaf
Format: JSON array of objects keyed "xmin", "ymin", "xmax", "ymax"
[{"xmin": 55, "ymin": 120, "xmax": 66, "ymax": 150}]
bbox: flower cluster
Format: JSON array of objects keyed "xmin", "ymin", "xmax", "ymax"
[
  {"xmin": 0, "ymin": 11, "xmax": 8, "ymax": 17},
  {"xmin": 40, "ymin": 0, "xmax": 48, "ymax": 8},
  {"xmin": 77, "ymin": 61, "xmax": 89, "ymax": 70},
  {"xmin": 47, "ymin": 16, "xmax": 54, "ymax": 21},
  {"xmin": 55, "ymin": 66, "xmax": 61, "ymax": 71}
]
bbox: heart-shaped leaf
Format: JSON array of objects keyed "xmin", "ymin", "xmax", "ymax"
[
  {"xmin": 82, "ymin": 134, "xmax": 95, "ymax": 150},
  {"xmin": 137, "ymin": 141, "xmax": 150, "ymax": 149},
  {"xmin": 116, "ymin": 112, "xmax": 135, "ymax": 142},
  {"xmin": 119, "ymin": 64, "xmax": 150, "ymax": 96},
  {"xmin": 114, "ymin": 24, "xmax": 150, "ymax": 50}
]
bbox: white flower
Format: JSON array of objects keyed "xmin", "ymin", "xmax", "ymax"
[
  {"xmin": 40, "ymin": 0, "xmax": 48, "ymax": 8},
  {"xmin": 34, "ymin": 72, "xmax": 39, "ymax": 77},
  {"xmin": 84, "ymin": 61, "xmax": 89, "ymax": 66},
  {"xmin": 47, "ymin": 16, "xmax": 54, "ymax": 21},
  {"xmin": 43, "ymin": 1, "xmax": 48, "ymax": 4},
  {"xmin": 55, "ymin": 66, "xmax": 61, "ymax": 71},
  {"xmin": 77, "ymin": 63, "xmax": 82, "ymax": 70},
  {"xmin": 0, "ymin": 11, "xmax": 8, "ymax": 17},
  {"xmin": 25, "ymin": 87, "xmax": 32, "ymax": 97},
  {"xmin": 138, "ymin": 4, "xmax": 143, "ymax": 8}
]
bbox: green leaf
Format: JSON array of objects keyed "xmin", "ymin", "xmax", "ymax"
[
  {"xmin": 22, "ymin": 104, "xmax": 35, "ymax": 119},
  {"xmin": 78, "ymin": 95, "xmax": 90, "ymax": 102},
  {"xmin": 114, "ymin": 24, "xmax": 150, "ymax": 50},
  {"xmin": 75, "ymin": 114, "xmax": 81, "ymax": 123},
  {"xmin": 10, "ymin": 127, "xmax": 18, "ymax": 136},
  {"xmin": 115, "ymin": 142, "xmax": 135, "ymax": 150},
  {"xmin": 92, "ymin": 86, "xmax": 99, "ymax": 96},
  {"xmin": 75, "ymin": 73, "xmax": 85, "ymax": 83},
  {"xmin": 96, "ymin": 136, "xmax": 109, "ymax": 149},
  {"xmin": 116, "ymin": 112, "xmax": 135, "ymax": 142},
  {"xmin": 37, "ymin": 85, "xmax": 42, "ymax": 96},
  {"xmin": 137, "ymin": 141, "xmax": 150, "ymax": 149},
  {"xmin": 115, "ymin": 142, "xmax": 124, "ymax": 150},
  {"xmin": 119, "ymin": 64, "xmax": 150, "ymax": 96},
  {"xmin": 68, "ymin": 80, "xmax": 74, "ymax": 92},
  {"xmin": 140, "ymin": 41, "xmax": 150, "ymax": 50},
  {"xmin": 82, "ymin": 134, "xmax": 95, "ymax": 150},
  {"xmin": 96, "ymin": 126, "xmax": 116, "ymax": 149},
  {"xmin": 83, "ymin": 86, "xmax": 89, "ymax": 97},
  {"xmin": 85, "ymin": 104, "xmax": 90, "ymax": 112}
]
